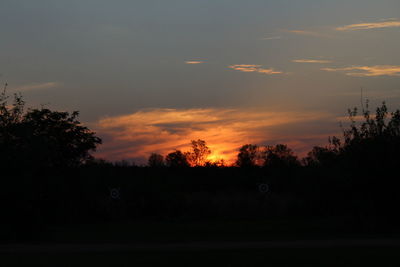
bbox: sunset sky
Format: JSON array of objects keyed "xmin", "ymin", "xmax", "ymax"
[{"xmin": 1, "ymin": 0, "xmax": 400, "ymax": 164}]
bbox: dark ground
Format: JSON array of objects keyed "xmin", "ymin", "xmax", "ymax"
[
  {"xmin": 2, "ymin": 220, "xmax": 400, "ymax": 266},
  {"xmin": 2, "ymin": 244, "xmax": 400, "ymax": 266}
]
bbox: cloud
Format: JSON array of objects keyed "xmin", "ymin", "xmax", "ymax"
[
  {"xmin": 285, "ymin": 29, "xmax": 334, "ymax": 38},
  {"xmin": 262, "ymin": 36, "xmax": 282, "ymax": 40},
  {"xmin": 185, "ymin": 61, "xmax": 204, "ymax": 64},
  {"xmin": 286, "ymin": 30, "xmax": 328, "ymax": 38},
  {"xmin": 287, "ymin": 30, "xmax": 318, "ymax": 35},
  {"xmin": 293, "ymin": 59, "xmax": 332, "ymax": 64},
  {"xmin": 321, "ymin": 65, "xmax": 400, "ymax": 77},
  {"xmin": 93, "ymin": 108, "xmax": 337, "ymax": 164},
  {"xmin": 12, "ymin": 82, "xmax": 60, "ymax": 92},
  {"xmin": 229, "ymin": 64, "xmax": 283, "ymax": 75},
  {"xmin": 336, "ymin": 20, "xmax": 400, "ymax": 31}
]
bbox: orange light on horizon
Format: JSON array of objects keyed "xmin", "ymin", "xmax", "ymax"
[{"xmin": 93, "ymin": 108, "xmax": 338, "ymax": 164}]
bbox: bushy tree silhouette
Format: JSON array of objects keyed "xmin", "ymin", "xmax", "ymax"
[
  {"xmin": 334, "ymin": 102, "xmax": 400, "ymax": 169},
  {"xmin": 186, "ymin": 139, "xmax": 211, "ymax": 167},
  {"xmin": 346, "ymin": 102, "xmax": 399, "ymax": 140},
  {"xmin": 301, "ymin": 101, "xmax": 400, "ymax": 229},
  {"xmin": 0, "ymin": 89, "xmax": 101, "ymax": 169},
  {"xmin": 236, "ymin": 144, "xmax": 260, "ymax": 167},
  {"xmin": 303, "ymin": 145, "xmax": 337, "ymax": 167},
  {"xmin": 263, "ymin": 144, "xmax": 299, "ymax": 168},
  {"xmin": 148, "ymin": 153, "xmax": 164, "ymax": 167},
  {"xmin": 165, "ymin": 150, "xmax": 189, "ymax": 167}
]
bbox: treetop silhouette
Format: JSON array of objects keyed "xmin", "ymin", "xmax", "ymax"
[
  {"xmin": 0, "ymin": 89, "xmax": 101, "ymax": 169},
  {"xmin": 165, "ymin": 150, "xmax": 190, "ymax": 167},
  {"xmin": 186, "ymin": 139, "xmax": 211, "ymax": 167}
]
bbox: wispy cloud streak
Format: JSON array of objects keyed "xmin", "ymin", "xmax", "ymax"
[
  {"xmin": 262, "ymin": 36, "xmax": 282, "ymax": 40},
  {"xmin": 336, "ymin": 20, "xmax": 400, "ymax": 31},
  {"xmin": 293, "ymin": 59, "xmax": 332, "ymax": 64},
  {"xmin": 322, "ymin": 65, "xmax": 400, "ymax": 77},
  {"xmin": 185, "ymin": 61, "xmax": 204, "ymax": 64},
  {"xmin": 12, "ymin": 82, "xmax": 60, "ymax": 92},
  {"xmin": 285, "ymin": 30, "xmax": 332, "ymax": 38},
  {"xmin": 287, "ymin": 30, "xmax": 319, "ymax": 36},
  {"xmin": 229, "ymin": 64, "xmax": 282, "ymax": 75}
]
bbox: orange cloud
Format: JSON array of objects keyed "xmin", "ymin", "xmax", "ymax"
[
  {"xmin": 336, "ymin": 20, "xmax": 400, "ymax": 31},
  {"xmin": 93, "ymin": 108, "xmax": 337, "ymax": 164},
  {"xmin": 293, "ymin": 59, "xmax": 332, "ymax": 64},
  {"xmin": 185, "ymin": 61, "xmax": 204, "ymax": 64},
  {"xmin": 229, "ymin": 64, "xmax": 283, "ymax": 75},
  {"xmin": 322, "ymin": 65, "xmax": 400, "ymax": 77}
]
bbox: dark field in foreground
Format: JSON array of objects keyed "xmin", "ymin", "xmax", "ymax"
[
  {"xmin": 3, "ymin": 220, "xmax": 400, "ymax": 266},
  {"xmin": 2, "ymin": 246, "xmax": 400, "ymax": 266},
  {"xmin": 16, "ymin": 218, "xmax": 400, "ymax": 243}
]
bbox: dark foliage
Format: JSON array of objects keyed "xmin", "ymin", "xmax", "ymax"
[
  {"xmin": 236, "ymin": 144, "xmax": 260, "ymax": 167},
  {"xmin": 263, "ymin": 144, "xmax": 299, "ymax": 168},
  {"xmin": 165, "ymin": 150, "xmax": 190, "ymax": 167},
  {"xmin": 148, "ymin": 153, "xmax": 165, "ymax": 167},
  {"xmin": 0, "ymin": 90, "xmax": 101, "ymax": 169}
]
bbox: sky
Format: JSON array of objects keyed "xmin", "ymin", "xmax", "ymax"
[{"xmin": 1, "ymin": 0, "xmax": 400, "ymax": 164}]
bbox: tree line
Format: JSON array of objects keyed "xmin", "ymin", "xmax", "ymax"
[
  {"xmin": 3, "ymin": 87, "xmax": 400, "ymax": 172},
  {"xmin": 147, "ymin": 142, "xmax": 298, "ymax": 168}
]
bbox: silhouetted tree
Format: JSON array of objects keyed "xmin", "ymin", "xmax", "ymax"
[
  {"xmin": 263, "ymin": 144, "xmax": 299, "ymax": 168},
  {"xmin": 0, "ymin": 89, "xmax": 101, "ymax": 169},
  {"xmin": 236, "ymin": 144, "xmax": 260, "ymax": 167},
  {"xmin": 341, "ymin": 102, "xmax": 400, "ymax": 144},
  {"xmin": 165, "ymin": 150, "xmax": 189, "ymax": 167},
  {"xmin": 114, "ymin": 160, "xmax": 132, "ymax": 167},
  {"xmin": 322, "ymin": 101, "xmax": 400, "ymax": 228},
  {"xmin": 335, "ymin": 101, "xmax": 400, "ymax": 168},
  {"xmin": 205, "ymin": 159, "xmax": 226, "ymax": 167},
  {"xmin": 186, "ymin": 139, "xmax": 211, "ymax": 166},
  {"xmin": 303, "ymin": 138, "xmax": 340, "ymax": 167},
  {"xmin": 148, "ymin": 153, "xmax": 164, "ymax": 167}
]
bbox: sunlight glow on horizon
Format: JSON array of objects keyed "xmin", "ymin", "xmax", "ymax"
[{"xmin": 93, "ymin": 108, "xmax": 338, "ymax": 164}]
